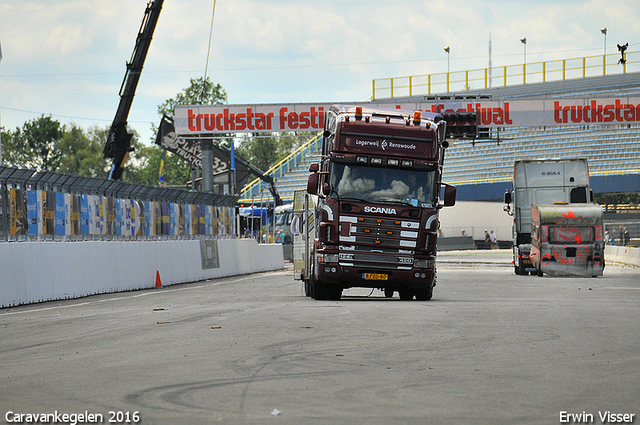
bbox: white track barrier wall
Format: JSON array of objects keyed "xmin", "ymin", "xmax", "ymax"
[
  {"xmin": 0, "ymin": 239, "xmax": 284, "ymax": 308},
  {"xmin": 605, "ymin": 245, "xmax": 640, "ymax": 268}
]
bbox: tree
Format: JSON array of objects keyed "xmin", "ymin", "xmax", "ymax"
[
  {"xmin": 57, "ymin": 124, "xmax": 109, "ymax": 177},
  {"xmin": 0, "ymin": 127, "xmax": 20, "ymax": 167},
  {"xmin": 7, "ymin": 115, "xmax": 64, "ymax": 171},
  {"xmin": 157, "ymin": 76, "xmax": 227, "ymax": 119},
  {"xmin": 132, "ymin": 144, "xmax": 191, "ymax": 187}
]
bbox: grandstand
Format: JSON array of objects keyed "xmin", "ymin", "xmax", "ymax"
[{"xmin": 381, "ymin": 71, "xmax": 640, "ymax": 201}]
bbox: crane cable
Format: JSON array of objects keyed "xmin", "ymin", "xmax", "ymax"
[{"xmin": 202, "ymin": 0, "xmax": 217, "ymax": 103}]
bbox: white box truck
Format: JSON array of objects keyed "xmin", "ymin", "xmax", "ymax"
[{"xmin": 503, "ymin": 158, "xmax": 592, "ymax": 275}]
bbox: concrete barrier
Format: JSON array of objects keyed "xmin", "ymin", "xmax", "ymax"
[
  {"xmin": 605, "ymin": 245, "xmax": 640, "ymax": 268},
  {"xmin": 437, "ymin": 236, "xmax": 475, "ymax": 251},
  {"xmin": 0, "ymin": 239, "xmax": 284, "ymax": 308}
]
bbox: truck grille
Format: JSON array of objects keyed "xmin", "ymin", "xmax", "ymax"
[{"xmin": 338, "ymin": 215, "xmax": 419, "ymax": 269}]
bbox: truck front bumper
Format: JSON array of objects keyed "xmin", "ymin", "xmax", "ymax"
[{"xmin": 317, "ymin": 262, "xmax": 435, "ymax": 290}]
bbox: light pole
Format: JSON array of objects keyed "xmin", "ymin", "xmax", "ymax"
[
  {"xmin": 520, "ymin": 37, "xmax": 527, "ymax": 84},
  {"xmin": 444, "ymin": 46, "xmax": 450, "ymax": 73},
  {"xmin": 444, "ymin": 46, "xmax": 451, "ymax": 92},
  {"xmin": 601, "ymin": 27, "xmax": 607, "ymax": 75}
]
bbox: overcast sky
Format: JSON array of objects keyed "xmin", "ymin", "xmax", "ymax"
[{"xmin": 0, "ymin": 0, "xmax": 638, "ymax": 146}]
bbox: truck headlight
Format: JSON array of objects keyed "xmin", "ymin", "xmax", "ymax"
[
  {"xmin": 322, "ymin": 253, "xmax": 339, "ymax": 263},
  {"xmin": 414, "ymin": 258, "xmax": 434, "ymax": 268}
]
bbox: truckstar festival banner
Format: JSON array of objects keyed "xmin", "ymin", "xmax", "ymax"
[{"xmin": 174, "ymin": 97, "xmax": 640, "ymax": 135}]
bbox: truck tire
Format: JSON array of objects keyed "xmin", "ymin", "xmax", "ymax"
[
  {"xmin": 398, "ymin": 288, "xmax": 413, "ymax": 301},
  {"xmin": 414, "ymin": 286, "xmax": 433, "ymax": 301},
  {"xmin": 310, "ymin": 265, "xmax": 330, "ymax": 300},
  {"xmin": 328, "ymin": 285, "xmax": 342, "ymax": 301},
  {"xmin": 304, "ymin": 279, "xmax": 311, "ymax": 297},
  {"xmin": 384, "ymin": 288, "xmax": 394, "ymax": 298}
]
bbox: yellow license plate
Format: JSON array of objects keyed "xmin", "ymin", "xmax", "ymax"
[{"xmin": 363, "ymin": 273, "xmax": 388, "ymax": 281}]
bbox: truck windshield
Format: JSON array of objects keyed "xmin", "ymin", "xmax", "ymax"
[{"xmin": 329, "ymin": 163, "xmax": 437, "ymax": 207}]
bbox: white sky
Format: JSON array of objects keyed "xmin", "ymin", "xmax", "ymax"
[{"xmin": 0, "ymin": 0, "xmax": 638, "ymax": 146}]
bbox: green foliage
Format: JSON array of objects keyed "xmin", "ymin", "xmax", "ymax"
[
  {"xmin": 5, "ymin": 115, "xmax": 64, "ymax": 171},
  {"xmin": 129, "ymin": 145, "xmax": 191, "ymax": 187},
  {"xmin": 57, "ymin": 125, "xmax": 109, "ymax": 177},
  {"xmin": 157, "ymin": 76, "xmax": 227, "ymax": 118},
  {"xmin": 236, "ymin": 131, "xmax": 316, "ymax": 172}
]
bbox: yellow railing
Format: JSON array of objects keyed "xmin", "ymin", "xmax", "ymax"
[
  {"xmin": 238, "ymin": 133, "xmax": 322, "ymax": 202},
  {"xmin": 373, "ymin": 51, "xmax": 637, "ymax": 100}
]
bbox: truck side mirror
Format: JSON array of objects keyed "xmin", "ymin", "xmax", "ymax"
[
  {"xmin": 443, "ymin": 184, "xmax": 456, "ymax": 207},
  {"xmin": 309, "ymin": 163, "xmax": 319, "ymax": 172},
  {"xmin": 503, "ymin": 191, "xmax": 513, "ymax": 215},
  {"xmin": 504, "ymin": 191, "xmax": 512, "ymax": 204},
  {"xmin": 307, "ymin": 173, "xmax": 319, "ymax": 195}
]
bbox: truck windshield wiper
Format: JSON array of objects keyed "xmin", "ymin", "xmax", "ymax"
[
  {"xmin": 340, "ymin": 196, "xmax": 369, "ymax": 203},
  {"xmin": 374, "ymin": 199, "xmax": 414, "ymax": 206}
]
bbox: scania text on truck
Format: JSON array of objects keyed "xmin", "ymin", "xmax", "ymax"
[
  {"xmin": 503, "ymin": 158, "xmax": 592, "ymax": 275},
  {"xmin": 529, "ymin": 203, "xmax": 605, "ymax": 277},
  {"xmin": 296, "ymin": 105, "xmax": 457, "ymax": 301}
]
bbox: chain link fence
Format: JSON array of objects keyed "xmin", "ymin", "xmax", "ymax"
[{"xmin": 0, "ymin": 165, "xmax": 239, "ymax": 242}]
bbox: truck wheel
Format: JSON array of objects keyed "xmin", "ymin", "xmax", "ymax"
[
  {"xmin": 414, "ymin": 286, "xmax": 433, "ymax": 301},
  {"xmin": 311, "ymin": 267, "xmax": 330, "ymax": 300},
  {"xmin": 328, "ymin": 285, "xmax": 342, "ymax": 301},
  {"xmin": 304, "ymin": 279, "xmax": 311, "ymax": 297},
  {"xmin": 398, "ymin": 289, "xmax": 413, "ymax": 301},
  {"xmin": 384, "ymin": 288, "xmax": 394, "ymax": 298},
  {"xmin": 514, "ymin": 265, "xmax": 520, "ymax": 275}
]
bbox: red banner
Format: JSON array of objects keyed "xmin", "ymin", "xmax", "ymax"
[{"xmin": 174, "ymin": 97, "xmax": 640, "ymax": 135}]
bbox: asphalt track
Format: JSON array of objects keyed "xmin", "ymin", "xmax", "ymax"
[{"xmin": 1, "ymin": 250, "xmax": 639, "ymax": 425}]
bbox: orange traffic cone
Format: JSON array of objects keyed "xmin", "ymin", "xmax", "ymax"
[{"xmin": 155, "ymin": 270, "xmax": 163, "ymax": 288}]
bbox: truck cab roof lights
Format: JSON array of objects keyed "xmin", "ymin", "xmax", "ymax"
[
  {"xmin": 356, "ymin": 156, "xmax": 368, "ymax": 164},
  {"xmin": 387, "ymin": 159, "xmax": 399, "ymax": 167},
  {"xmin": 401, "ymin": 160, "xmax": 413, "ymax": 167},
  {"xmin": 371, "ymin": 157, "xmax": 383, "ymax": 165},
  {"xmin": 413, "ymin": 112, "xmax": 421, "ymax": 125},
  {"xmin": 355, "ymin": 107, "xmax": 363, "ymax": 120}
]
